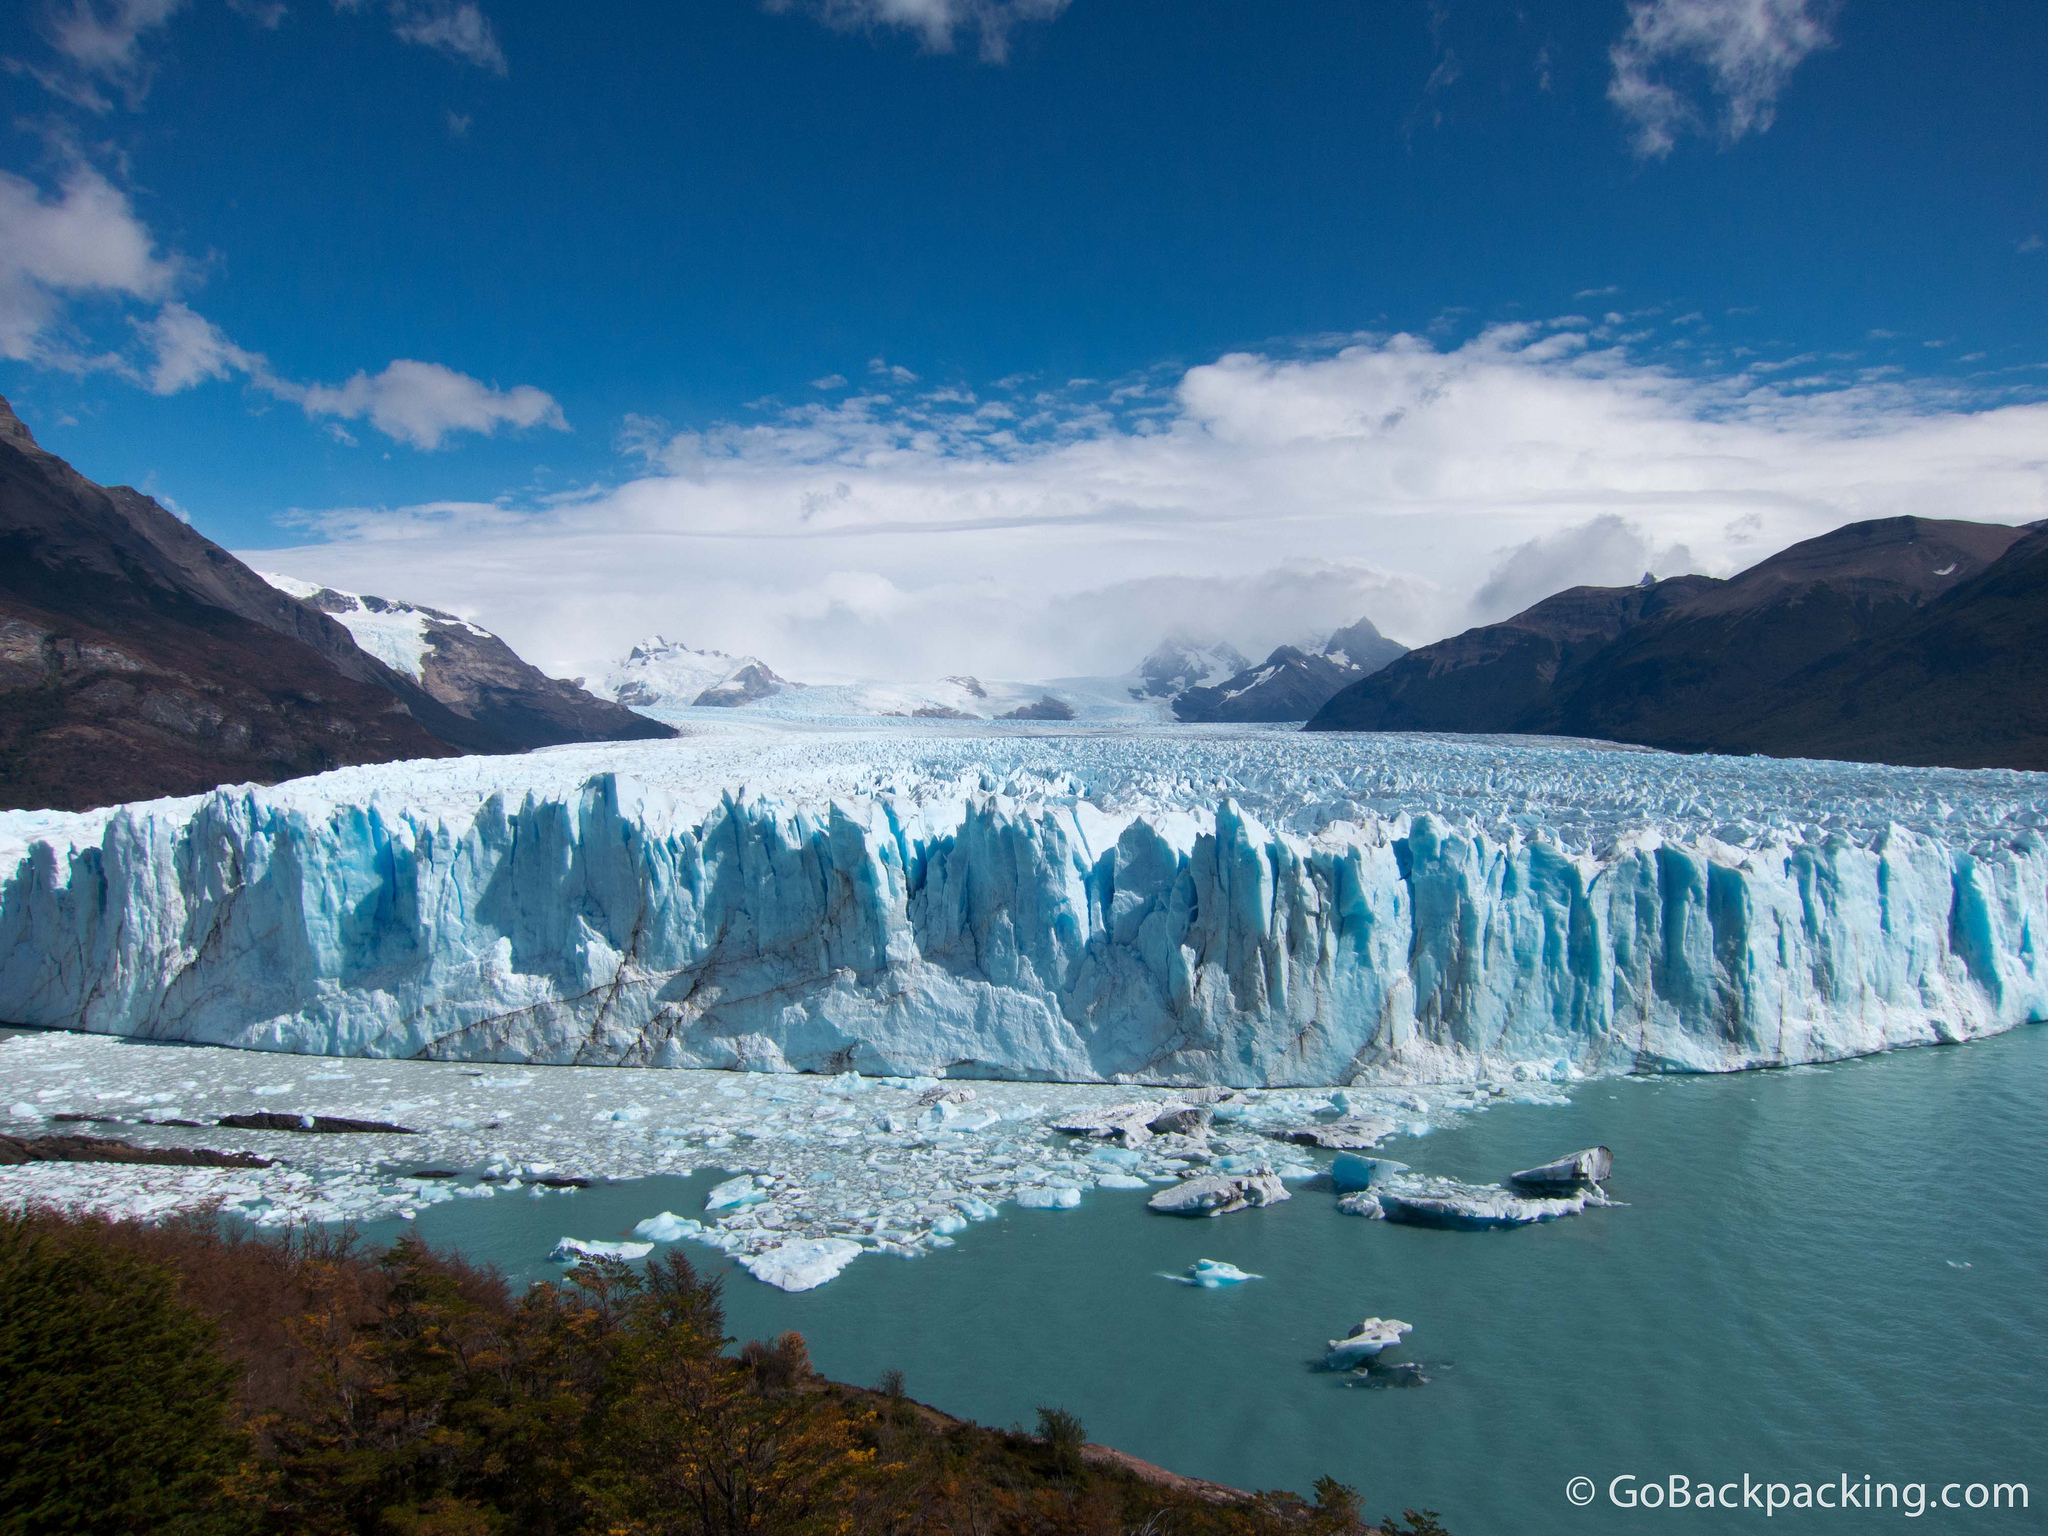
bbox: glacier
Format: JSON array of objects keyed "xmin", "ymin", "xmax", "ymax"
[{"xmin": 1, "ymin": 718, "xmax": 2043, "ymax": 1086}]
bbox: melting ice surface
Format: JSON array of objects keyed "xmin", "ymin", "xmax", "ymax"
[{"xmin": 2, "ymin": 719, "xmax": 2043, "ymax": 1086}]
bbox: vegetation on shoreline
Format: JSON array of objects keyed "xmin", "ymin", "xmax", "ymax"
[{"xmin": 0, "ymin": 1209, "xmax": 1449, "ymax": 1536}]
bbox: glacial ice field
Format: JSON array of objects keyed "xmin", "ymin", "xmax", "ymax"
[{"xmin": 2, "ymin": 718, "xmax": 2044, "ymax": 1088}]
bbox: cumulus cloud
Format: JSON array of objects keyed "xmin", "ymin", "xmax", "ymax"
[
  {"xmin": 246, "ymin": 322, "xmax": 2048, "ymax": 684},
  {"xmin": 281, "ymin": 360, "xmax": 566, "ymax": 449},
  {"xmin": 1609, "ymin": 0, "xmax": 1833, "ymax": 158},
  {"xmin": 0, "ymin": 163, "xmax": 177, "ymax": 362},
  {"xmin": 765, "ymin": 0, "xmax": 1071, "ymax": 64}
]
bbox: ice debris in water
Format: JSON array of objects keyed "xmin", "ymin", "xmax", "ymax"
[
  {"xmin": 552, "ymin": 1237, "xmax": 654, "ymax": 1263},
  {"xmin": 6, "ymin": 717, "xmax": 2042, "ymax": 1084},
  {"xmin": 1170, "ymin": 1258, "xmax": 1262, "ymax": 1287},
  {"xmin": 0, "ymin": 1030, "xmax": 1489, "ymax": 1286}
]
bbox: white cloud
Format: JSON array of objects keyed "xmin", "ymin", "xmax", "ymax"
[
  {"xmin": 132, "ymin": 300, "xmax": 264, "ymax": 392},
  {"xmin": 244, "ymin": 322, "xmax": 2048, "ymax": 685},
  {"xmin": 0, "ymin": 163, "xmax": 177, "ymax": 362},
  {"xmin": 388, "ymin": 0, "xmax": 505, "ymax": 73},
  {"xmin": 226, "ymin": 0, "xmax": 288, "ymax": 28},
  {"xmin": 283, "ymin": 360, "xmax": 566, "ymax": 449},
  {"xmin": 0, "ymin": 163, "xmax": 565, "ymax": 452},
  {"xmin": 17, "ymin": 0, "xmax": 187, "ymax": 111},
  {"xmin": 765, "ymin": 0, "xmax": 1071, "ymax": 64},
  {"xmin": 811, "ymin": 373, "xmax": 849, "ymax": 390},
  {"xmin": 1608, "ymin": 0, "xmax": 1833, "ymax": 159}
]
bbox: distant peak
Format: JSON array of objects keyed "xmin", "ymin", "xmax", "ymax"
[{"xmin": 1637, "ymin": 571, "xmax": 1656, "ymax": 588}]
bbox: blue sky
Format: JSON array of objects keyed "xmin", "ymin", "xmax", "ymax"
[{"xmin": 2, "ymin": 0, "xmax": 2044, "ymax": 679}]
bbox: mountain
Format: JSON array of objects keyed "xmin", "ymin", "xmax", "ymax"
[
  {"xmin": 264, "ymin": 577, "xmax": 672, "ymax": 754},
  {"xmin": 0, "ymin": 395, "xmax": 460, "ymax": 812},
  {"xmin": 601, "ymin": 637, "xmax": 795, "ymax": 708},
  {"xmin": 1172, "ymin": 615, "xmax": 1408, "ymax": 723},
  {"xmin": 1127, "ymin": 636, "xmax": 1250, "ymax": 701},
  {"xmin": 1307, "ymin": 516, "xmax": 2045, "ymax": 769}
]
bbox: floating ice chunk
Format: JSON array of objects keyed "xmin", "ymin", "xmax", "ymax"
[
  {"xmin": 1095, "ymin": 1173, "xmax": 1149, "ymax": 1190},
  {"xmin": 1147, "ymin": 1170, "xmax": 1290, "ymax": 1217},
  {"xmin": 1015, "ymin": 1185, "xmax": 1081, "ymax": 1210},
  {"xmin": 1330, "ymin": 1154, "xmax": 1408, "ymax": 1193},
  {"xmin": 706, "ymin": 1175, "xmax": 766, "ymax": 1211},
  {"xmin": 1270, "ymin": 1117, "xmax": 1396, "ymax": 1150},
  {"xmin": 741, "ymin": 1237, "xmax": 863, "ymax": 1292},
  {"xmin": 1325, "ymin": 1317, "xmax": 1411, "ymax": 1365},
  {"xmin": 955, "ymin": 1196, "xmax": 998, "ymax": 1221},
  {"xmin": 1171, "ymin": 1258, "xmax": 1262, "ymax": 1288},
  {"xmin": 932, "ymin": 1213, "xmax": 967, "ymax": 1235},
  {"xmin": 1508, "ymin": 1146, "xmax": 1613, "ymax": 1189},
  {"xmin": 1341, "ymin": 1176, "xmax": 1595, "ymax": 1229},
  {"xmin": 633, "ymin": 1211, "xmax": 705, "ymax": 1242},
  {"xmin": 1086, "ymin": 1146, "xmax": 1144, "ymax": 1171},
  {"xmin": 551, "ymin": 1237, "xmax": 654, "ymax": 1262},
  {"xmin": 9, "ymin": 1102, "xmax": 42, "ymax": 1121}
]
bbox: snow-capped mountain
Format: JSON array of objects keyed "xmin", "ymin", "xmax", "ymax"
[
  {"xmin": 1171, "ymin": 615, "xmax": 1408, "ymax": 723},
  {"xmin": 1129, "ymin": 635, "xmax": 1252, "ymax": 701},
  {"xmin": 601, "ymin": 637, "xmax": 794, "ymax": 708},
  {"xmin": 264, "ymin": 575, "xmax": 671, "ymax": 754}
]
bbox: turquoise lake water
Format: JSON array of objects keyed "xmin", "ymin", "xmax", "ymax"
[{"xmin": 363, "ymin": 1027, "xmax": 2047, "ymax": 1534}]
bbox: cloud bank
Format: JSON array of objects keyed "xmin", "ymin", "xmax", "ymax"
[{"xmin": 250, "ymin": 322, "xmax": 2048, "ymax": 685}]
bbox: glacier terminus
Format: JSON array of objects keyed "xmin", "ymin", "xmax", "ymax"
[{"xmin": 2, "ymin": 718, "xmax": 2042, "ymax": 1086}]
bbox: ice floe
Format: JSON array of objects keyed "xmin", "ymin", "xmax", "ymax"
[{"xmin": 1171, "ymin": 1258, "xmax": 1262, "ymax": 1287}]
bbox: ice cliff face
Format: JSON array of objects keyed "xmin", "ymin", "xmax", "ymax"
[{"xmin": 2, "ymin": 724, "xmax": 2042, "ymax": 1084}]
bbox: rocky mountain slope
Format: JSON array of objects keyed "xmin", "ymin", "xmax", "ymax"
[
  {"xmin": 1173, "ymin": 615, "xmax": 1408, "ymax": 723},
  {"xmin": 0, "ymin": 396, "xmax": 460, "ymax": 811},
  {"xmin": 266, "ymin": 577, "xmax": 670, "ymax": 754},
  {"xmin": 1308, "ymin": 516, "xmax": 2045, "ymax": 769}
]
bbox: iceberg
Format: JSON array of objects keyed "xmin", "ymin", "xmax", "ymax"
[
  {"xmin": 1147, "ymin": 1169, "xmax": 1290, "ymax": 1217},
  {"xmin": 1325, "ymin": 1317, "xmax": 1411, "ymax": 1364},
  {"xmin": 1341, "ymin": 1175, "xmax": 1597, "ymax": 1229},
  {"xmin": 741, "ymin": 1237, "xmax": 863, "ymax": 1292},
  {"xmin": 1329, "ymin": 1154, "xmax": 1406, "ymax": 1192},
  {"xmin": 1172, "ymin": 1258, "xmax": 1262, "ymax": 1287},
  {"xmin": 1, "ymin": 720, "xmax": 2042, "ymax": 1087},
  {"xmin": 551, "ymin": 1237, "xmax": 655, "ymax": 1262},
  {"xmin": 1015, "ymin": 1185, "xmax": 1082, "ymax": 1209},
  {"xmin": 705, "ymin": 1175, "xmax": 765, "ymax": 1211},
  {"xmin": 632, "ymin": 1210, "xmax": 704, "ymax": 1241},
  {"xmin": 1509, "ymin": 1147, "xmax": 1613, "ymax": 1189}
]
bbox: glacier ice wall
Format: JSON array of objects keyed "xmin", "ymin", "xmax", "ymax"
[{"xmin": 1, "ymin": 727, "xmax": 2044, "ymax": 1084}]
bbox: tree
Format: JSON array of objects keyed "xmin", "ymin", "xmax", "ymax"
[{"xmin": 0, "ymin": 1213, "xmax": 249, "ymax": 1536}]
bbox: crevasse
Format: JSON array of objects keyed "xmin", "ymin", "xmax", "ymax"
[{"xmin": 3, "ymin": 734, "xmax": 2041, "ymax": 1084}]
